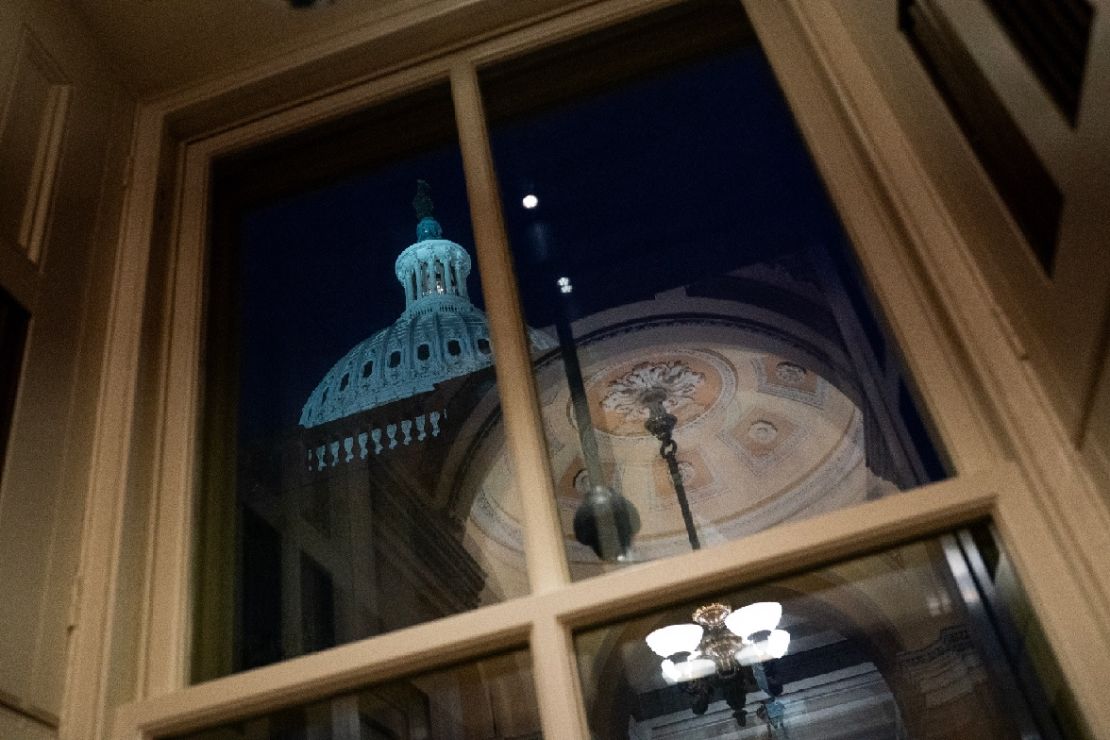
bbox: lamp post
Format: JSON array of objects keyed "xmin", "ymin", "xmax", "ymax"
[
  {"xmin": 520, "ymin": 196, "xmax": 639, "ymax": 561},
  {"xmin": 641, "ymin": 389, "xmax": 701, "ymax": 551},
  {"xmin": 520, "ymin": 191, "xmax": 703, "ymax": 560},
  {"xmin": 557, "ymin": 293, "xmax": 640, "ymax": 561}
]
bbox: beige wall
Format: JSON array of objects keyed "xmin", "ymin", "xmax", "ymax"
[{"xmin": 0, "ymin": 0, "xmax": 134, "ymax": 732}]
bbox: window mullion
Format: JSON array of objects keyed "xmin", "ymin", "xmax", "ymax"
[
  {"xmin": 532, "ymin": 612, "xmax": 592, "ymax": 739},
  {"xmin": 449, "ymin": 60, "xmax": 571, "ymax": 593}
]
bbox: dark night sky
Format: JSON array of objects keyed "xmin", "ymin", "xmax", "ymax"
[{"xmin": 238, "ymin": 44, "xmax": 845, "ymax": 443}]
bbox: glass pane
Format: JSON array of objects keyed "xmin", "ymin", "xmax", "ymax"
[
  {"xmin": 475, "ymin": 0, "xmax": 949, "ymax": 579},
  {"xmin": 166, "ymin": 649, "xmax": 540, "ymax": 739},
  {"xmin": 196, "ymin": 84, "xmax": 536, "ymax": 681},
  {"xmin": 574, "ymin": 526, "xmax": 1075, "ymax": 738}
]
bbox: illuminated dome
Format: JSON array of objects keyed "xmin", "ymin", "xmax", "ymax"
[{"xmin": 300, "ymin": 182, "xmax": 555, "ymax": 428}]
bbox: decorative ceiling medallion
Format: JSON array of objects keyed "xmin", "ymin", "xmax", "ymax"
[
  {"xmin": 774, "ymin": 361, "xmax": 807, "ymax": 384},
  {"xmin": 600, "ymin": 360, "xmax": 705, "ymax": 420},
  {"xmin": 752, "ymin": 355, "xmax": 828, "ymax": 408},
  {"xmin": 725, "ymin": 409, "xmax": 805, "ymax": 475},
  {"xmin": 747, "ymin": 419, "xmax": 778, "ymax": 444},
  {"xmin": 585, "ymin": 350, "xmax": 736, "ymax": 438}
]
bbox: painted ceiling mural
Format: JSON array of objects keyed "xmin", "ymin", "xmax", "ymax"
[{"xmin": 458, "ymin": 268, "xmax": 898, "ymax": 597}]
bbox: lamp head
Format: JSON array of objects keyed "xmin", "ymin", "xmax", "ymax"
[{"xmin": 573, "ymin": 484, "xmax": 640, "ymax": 561}]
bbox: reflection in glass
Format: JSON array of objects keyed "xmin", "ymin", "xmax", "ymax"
[
  {"xmin": 471, "ymin": 0, "xmax": 949, "ymax": 581},
  {"xmin": 197, "ymin": 86, "xmax": 549, "ymax": 680},
  {"xmin": 575, "ymin": 527, "xmax": 1072, "ymax": 739},
  {"xmin": 166, "ymin": 649, "xmax": 540, "ymax": 740}
]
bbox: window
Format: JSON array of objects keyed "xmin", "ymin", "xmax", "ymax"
[
  {"xmin": 478, "ymin": 0, "xmax": 946, "ymax": 578},
  {"xmin": 116, "ymin": 0, "xmax": 1101, "ymax": 736},
  {"xmin": 166, "ymin": 649, "xmax": 539, "ymax": 739},
  {"xmin": 197, "ymin": 84, "xmax": 528, "ymax": 681},
  {"xmin": 575, "ymin": 526, "xmax": 1074, "ymax": 738},
  {"xmin": 201, "ymin": 0, "xmax": 953, "ymax": 689}
]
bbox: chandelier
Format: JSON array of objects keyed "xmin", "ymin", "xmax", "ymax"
[{"xmin": 645, "ymin": 602, "xmax": 789, "ymax": 727}]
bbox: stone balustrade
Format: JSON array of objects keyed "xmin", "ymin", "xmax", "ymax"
[{"xmin": 305, "ymin": 408, "xmax": 448, "ymax": 471}]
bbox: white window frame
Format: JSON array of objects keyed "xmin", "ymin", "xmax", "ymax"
[{"xmin": 65, "ymin": 1, "xmax": 1110, "ymax": 737}]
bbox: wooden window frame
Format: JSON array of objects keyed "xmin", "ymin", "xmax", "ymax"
[{"xmin": 64, "ymin": 1, "xmax": 1110, "ymax": 737}]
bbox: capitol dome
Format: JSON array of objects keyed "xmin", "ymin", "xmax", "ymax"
[{"xmin": 300, "ymin": 182, "xmax": 556, "ymax": 428}]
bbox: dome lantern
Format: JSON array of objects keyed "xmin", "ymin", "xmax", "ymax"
[
  {"xmin": 300, "ymin": 181, "xmax": 556, "ymax": 430},
  {"xmin": 395, "ymin": 180, "xmax": 472, "ymax": 308}
]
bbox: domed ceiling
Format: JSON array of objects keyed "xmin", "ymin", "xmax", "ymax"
[{"xmin": 460, "ymin": 297, "xmax": 895, "ymax": 593}]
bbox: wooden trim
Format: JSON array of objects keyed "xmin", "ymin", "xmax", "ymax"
[
  {"xmin": 531, "ymin": 615, "xmax": 592, "ymax": 738},
  {"xmin": 61, "ymin": 103, "xmax": 168, "ymax": 740},
  {"xmin": 776, "ymin": 0, "xmax": 1110, "ymax": 618},
  {"xmin": 0, "ymin": 689, "xmax": 58, "ymax": 730},
  {"xmin": 0, "ymin": 238, "xmax": 38, "ymax": 311},
  {"xmin": 980, "ymin": 0, "xmax": 1093, "ymax": 128},
  {"xmin": 153, "ymin": 0, "xmax": 680, "ymax": 142},
  {"xmin": 117, "ymin": 599, "xmax": 534, "ymax": 738},
  {"xmin": 141, "ymin": 142, "xmax": 210, "ymax": 698},
  {"xmin": 450, "ymin": 62, "xmax": 571, "ymax": 594},
  {"xmin": 174, "ymin": 0, "xmax": 686, "ymax": 158},
  {"xmin": 0, "ymin": 26, "xmax": 71, "ymax": 266},
  {"xmin": 19, "ymin": 80, "xmax": 69, "ymax": 266}
]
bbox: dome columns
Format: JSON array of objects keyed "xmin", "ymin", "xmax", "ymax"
[
  {"xmin": 396, "ymin": 241, "xmax": 473, "ymax": 308},
  {"xmin": 398, "ymin": 182, "xmax": 473, "ymax": 307}
]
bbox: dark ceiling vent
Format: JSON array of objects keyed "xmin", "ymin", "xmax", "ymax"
[
  {"xmin": 983, "ymin": 0, "xmax": 1094, "ymax": 126},
  {"xmin": 899, "ymin": 0, "xmax": 1065, "ymax": 276}
]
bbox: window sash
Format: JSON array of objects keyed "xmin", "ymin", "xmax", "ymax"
[
  {"xmin": 115, "ymin": 473, "xmax": 1000, "ymax": 738},
  {"xmin": 94, "ymin": 1, "xmax": 1110, "ymax": 737}
]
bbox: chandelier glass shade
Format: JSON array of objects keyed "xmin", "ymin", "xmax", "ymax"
[
  {"xmin": 724, "ymin": 601, "xmax": 782, "ymax": 640},
  {"xmin": 645, "ymin": 601, "xmax": 790, "ymax": 686},
  {"xmin": 645, "ymin": 623, "xmax": 704, "ymax": 658}
]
